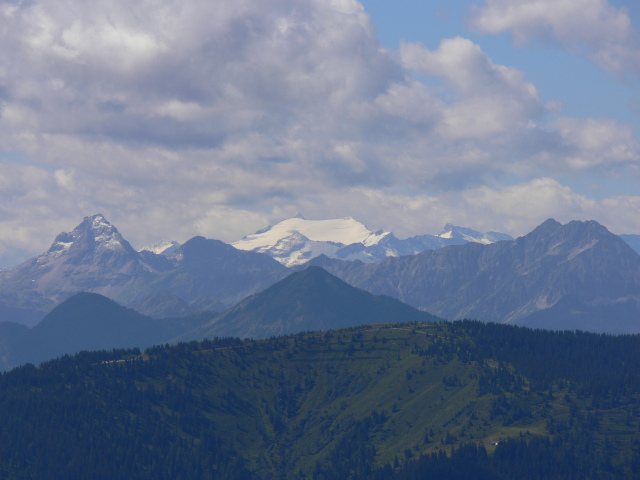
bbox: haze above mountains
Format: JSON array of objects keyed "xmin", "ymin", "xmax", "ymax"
[{"xmin": 1, "ymin": 212, "xmax": 640, "ymax": 370}]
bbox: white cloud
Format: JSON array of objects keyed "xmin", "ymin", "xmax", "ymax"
[
  {"xmin": 463, "ymin": 178, "xmax": 597, "ymax": 226},
  {"xmin": 401, "ymin": 37, "xmax": 543, "ymax": 139},
  {"xmin": 549, "ymin": 117, "xmax": 640, "ymax": 169},
  {"xmin": 470, "ymin": 0, "xmax": 640, "ymax": 76},
  {"xmin": 0, "ymin": 0, "xmax": 638, "ymax": 268}
]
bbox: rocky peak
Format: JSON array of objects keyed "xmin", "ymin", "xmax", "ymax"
[{"xmin": 38, "ymin": 214, "xmax": 138, "ymax": 268}]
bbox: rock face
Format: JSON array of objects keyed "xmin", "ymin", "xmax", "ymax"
[
  {"xmin": 309, "ymin": 219, "xmax": 640, "ymax": 333},
  {"xmin": 0, "ymin": 214, "xmax": 151, "ymax": 325},
  {"xmin": 183, "ymin": 266, "xmax": 439, "ymax": 340},
  {"xmin": 0, "ymin": 215, "xmax": 287, "ymax": 325}
]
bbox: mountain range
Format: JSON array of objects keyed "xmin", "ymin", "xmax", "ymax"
[
  {"xmin": 1, "ymin": 213, "xmax": 640, "ymax": 337},
  {"xmin": 309, "ymin": 219, "xmax": 640, "ymax": 333},
  {"xmin": 0, "ymin": 214, "xmax": 514, "ymax": 326},
  {"xmin": 232, "ymin": 214, "xmax": 513, "ymax": 266},
  {"xmin": 1, "ymin": 213, "xmax": 640, "ymax": 477},
  {"xmin": 0, "ymin": 267, "xmax": 437, "ymax": 370},
  {"xmin": 180, "ymin": 266, "xmax": 438, "ymax": 341},
  {"xmin": 0, "ymin": 214, "xmax": 287, "ymax": 326}
]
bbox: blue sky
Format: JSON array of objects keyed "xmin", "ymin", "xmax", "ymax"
[
  {"xmin": 361, "ymin": 0, "xmax": 640, "ymax": 199},
  {"xmin": 0, "ymin": 0, "xmax": 639, "ymax": 268},
  {"xmin": 363, "ymin": 0, "xmax": 640, "ymax": 129}
]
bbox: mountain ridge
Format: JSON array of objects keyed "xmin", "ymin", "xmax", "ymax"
[
  {"xmin": 181, "ymin": 266, "xmax": 439, "ymax": 340},
  {"xmin": 0, "ymin": 215, "xmax": 287, "ymax": 324},
  {"xmin": 309, "ymin": 218, "xmax": 640, "ymax": 333},
  {"xmin": 233, "ymin": 216, "xmax": 513, "ymax": 266}
]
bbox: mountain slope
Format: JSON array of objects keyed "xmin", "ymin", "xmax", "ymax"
[
  {"xmin": 311, "ymin": 219, "xmax": 640, "ymax": 332},
  {"xmin": 0, "ymin": 321, "xmax": 28, "ymax": 357},
  {"xmin": 185, "ymin": 266, "xmax": 438, "ymax": 340},
  {"xmin": 153, "ymin": 236, "xmax": 287, "ymax": 312}
]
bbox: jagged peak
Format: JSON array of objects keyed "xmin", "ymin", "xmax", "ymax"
[
  {"xmin": 40, "ymin": 214, "xmax": 136, "ymax": 262},
  {"xmin": 77, "ymin": 213, "xmax": 112, "ymax": 229}
]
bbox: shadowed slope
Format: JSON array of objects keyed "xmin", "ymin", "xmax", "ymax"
[
  {"xmin": 310, "ymin": 219, "xmax": 640, "ymax": 332},
  {"xmin": 187, "ymin": 266, "xmax": 439, "ymax": 339},
  {"xmin": 4, "ymin": 292, "xmax": 210, "ymax": 369}
]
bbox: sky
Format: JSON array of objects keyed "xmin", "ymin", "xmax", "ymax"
[{"xmin": 0, "ymin": 0, "xmax": 639, "ymax": 268}]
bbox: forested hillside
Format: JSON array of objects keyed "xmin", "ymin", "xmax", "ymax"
[{"xmin": 1, "ymin": 321, "xmax": 639, "ymax": 479}]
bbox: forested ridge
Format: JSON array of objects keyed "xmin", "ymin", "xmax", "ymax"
[{"xmin": 1, "ymin": 321, "xmax": 639, "ymax": 479}]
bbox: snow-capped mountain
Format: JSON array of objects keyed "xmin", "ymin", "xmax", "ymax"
[
  {"xmin": 0, "ymin": 214, "xmax": 153, "ymax": 325},
  {"xmin": 438, "ymin": 224, "xmax": 514, "ymax": 244},
  {"xmin": 232, "ymin": 216, "xmax": 390, "ymax": 267},
  {"xmin": 233, "ymin": 216, "xmax": 513, "ymax": 267},
  {"xmin": 311, "ymin": 219, "xmax": 640, "ymax": 333},
  {"xmin": 139, "ymin": 240, "xmax": 181, "ymax": 256},
  {"xmin": 38, "ymin": 214, "xmax": 141, "ymax": 270},
  {"xmin": 1, "ymin": 214, "xmax": 151, "ymax": 304}
]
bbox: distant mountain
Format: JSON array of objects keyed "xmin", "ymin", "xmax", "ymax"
[
  {"xmin": 233, "ymin": 215, "xmax": 511, "ymax": 266},
  {"xmin": 0, "ymin": 215, "xmax": 287, "ymax": 324},
  {"xmin": 139, "ymin": 240, "xmax": 181, "ymax": 256},
  {"xmin": 0, "ymin": 214, "xmax": 153, "ymax": 325},
  {"xmin": 232, "ymin": 215, "xmax": 390, "ymax": 266},
  {"xmin": 132, "ymin": 291, "xmax": 193, "ymax": 318},
  {"xmin": 152, "ymin": 236, "xmax": 287, "ymax": 312},
  {"xmin": 182, "ymin": 266, "xmax": 438, "ymax": 340},
  {"xmin": 310, "ymin": 219, "xmax": 640, "ymax": 333},
  {"xmin": 1, "ymin": 292, "xmax": 214, "ymax": 370},
  {"xmin": 438, "ymin": 224, "xmax": 514, "ymax": 244},
  {"xmin": 0, "ymin": 321, "xmax": 28, "ymax": 357}
]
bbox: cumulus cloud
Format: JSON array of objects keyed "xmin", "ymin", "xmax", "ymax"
[
  {"xmin": 277, "ymin": 179, "xmax": 640, "ymax": 241},
  {"xmin": 470, "ymin": 0, "xmax": 640, "ymax": 76},
  {"xmin": 461, "ymin": 178, "xmax": 640, "ymax": 235},
  {"xmin": 401, "ymin": 37, "xmax": 543, "ymax": 139},
  {"xmin": 463, "ymin": 178, "xmax": 597, "ymax": 228},
  {"xmin": 0, "ymin": 0, "xmax": 638, "ymax": 267},
  {"xmin": 549, "ymin": 117, "xmax": 640, "ymax": 170}
]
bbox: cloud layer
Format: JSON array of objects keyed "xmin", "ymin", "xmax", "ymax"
[{"xmin": 0, "ymin": 0, "xmax": 638, "ymax": 267}]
